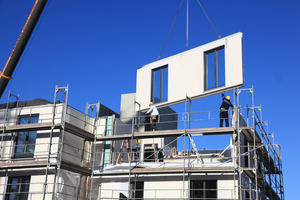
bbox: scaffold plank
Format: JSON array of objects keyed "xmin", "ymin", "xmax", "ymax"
[
  {"xmin": 61, "ymin": 160, "xmax": 92, "ymax": 176},
  {"xmin": 93, "ymin": 166, "xmax": 235, "ymax": 176},
  {"xmin": 0, "ymin": 159, "xmax": 92, "ymax": 176},
  {"xmin": 256, "ymin": 145, "xmax": 279, "ymax": 175},
  {"xmin": 243, "ymin": 169, "xmax": 280, "ymax": 200},
  {"xmin": 0, "ymin": 122, "xmax": 59, "ymax": 132},
  {"xmin": 64, "ymin": 122, "xmax": 94, "ymax": 141},
  {"xmin": 241, "ymin": 127, "xmax": 261, "ymax": 144},
  {"xmin": 0, "ymin": 122, "xmax": 95, "ymax": 141},
  {"xmin": 95, "ymin": 127, "xmax": 234, "ymax": 141},
  {"xmin": 0, "ymin": 160, "xmax": 52, "ymax": 169}
]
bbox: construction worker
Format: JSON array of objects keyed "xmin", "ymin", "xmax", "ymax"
[
  {"xmin": 219, "ymin": 92, "xmax": 233, "ymax": 127},
  {"xmin": 145, "ymin": 102, "xmax": 159, "ymax": 131},
  {"xmin": 132, "ymin": 140, "xmax": 140, "ymax": 162}
]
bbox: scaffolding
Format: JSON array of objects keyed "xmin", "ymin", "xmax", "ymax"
[
  {"xmin": 0, "ymin": 86, "xmax": 284, "ymax": 200},
  {"xmin": 0, "ymin": 85, "xmax": 95, "ymax": 199}
]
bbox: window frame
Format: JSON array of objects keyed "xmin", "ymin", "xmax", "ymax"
[
  {"xmin": 143, "ymin": 143, "xmax": 157, "ymax": 162},
  {"xmin": 14, "ymin": 114, "xmax": 39, "ymax": 158},
  {"xmin": 190, "ymin": 180, "xmax": 217, "ymax": 200},
  {"xmin": 5, "ymin": 176, "xmax": 31, "ymax": 200},
  {"xmin": 151, "ymin": 65, "xmax": 168, "ymax": 103},
  {"xmin": 204, "ymin": 45, "xmax": 225, "ymax": 90}
]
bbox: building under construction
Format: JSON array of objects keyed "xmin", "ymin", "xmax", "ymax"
[{"xmin": 0, "ymin": 33, "xmax": 284, "ymax": 199}]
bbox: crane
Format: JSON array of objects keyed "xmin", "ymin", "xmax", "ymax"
[{"xmin": 0, "ymin": 0, "xmax": 48, "ymax": 99}]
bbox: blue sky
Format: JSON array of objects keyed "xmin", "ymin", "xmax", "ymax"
[{"xmin": 0, "ymin": 0, "xmax": 299, "ymax": 198}]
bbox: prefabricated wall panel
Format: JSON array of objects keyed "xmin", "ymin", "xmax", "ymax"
[{"xmin": 136, "ymin": 32, "xmax": 243, "ymax": 110}]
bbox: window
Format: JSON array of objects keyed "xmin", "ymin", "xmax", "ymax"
[
  {"xmin": 5, "ymin": 176, "xmax": 31, "ymax": 200},
  {"xmin": 204, "ymin": 46, "xmax": 225, "ymax": 90},
  {"xmin": 130, "ymin": 182, "xmax": 144, "ymax": 199},
  {"xmin": 144, "ymin": 144, "xmax": 156, "ymax": 162},
  {"xmin": 151, "ymin": 65, "xmax": 168, "ymax": 103},
  {"xmin": 190, "ymin": 180, "xmax": 217, "ymax": 200},
  {"xmin": 14, "ymin": 115, "xmax": 39, "ymax": 158},
  {"xmin": 103, "ymin": 117, "xmax": 112, "ymax": 167}
]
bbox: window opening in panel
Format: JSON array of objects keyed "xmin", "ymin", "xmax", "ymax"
[
  {"xmin": 204, "ymin": 46, "xmax": 225, "ymax": 90},
  {"xmin": 151, "ymin": 65, "xmax": 168, "ymax": 103}
]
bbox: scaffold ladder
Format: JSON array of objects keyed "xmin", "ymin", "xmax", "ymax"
[{"xmin": 188, "ymin": 133, "xmax": 204, "ymax": 166}]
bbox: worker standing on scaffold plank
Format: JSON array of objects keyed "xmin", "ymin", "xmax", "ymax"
[
  {"xmin": 219, "ymin": 92, "xmax": 233, "ymax": 127},
  {"xmin": 145, "ymin": 102, "xmax": 159, "ymax": 131}
]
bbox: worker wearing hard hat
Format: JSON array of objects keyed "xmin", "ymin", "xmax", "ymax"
[
  {"xmin": 145, "ymin": 102, "xmax": 159, "ymax": 131},
  {"xmin": 219, "ymin": 92, "xmax": 233, "ymax": 127}
]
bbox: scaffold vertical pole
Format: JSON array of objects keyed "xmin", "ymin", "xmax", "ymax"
[{"xmin": 52, "ymin": 85, "xmax": 69, "ymax": 200}]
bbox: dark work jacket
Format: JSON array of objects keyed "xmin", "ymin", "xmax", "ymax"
[{"xmin": 220, "ymin": 94, "xmax": 233, "ymax": 110}]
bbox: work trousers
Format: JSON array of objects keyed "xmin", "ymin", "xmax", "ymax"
[
  {"xmin": 150, "ymin": 116, "xmax": 157, "ymax": 131},
  {"xmin": 220, "ymin": 110, "xmax": 229, "ymax": 127}
]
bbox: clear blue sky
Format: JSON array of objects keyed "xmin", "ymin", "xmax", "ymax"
[{"xmin": 0, "ymin": 0, "xmax": 299, "ymax": 198}]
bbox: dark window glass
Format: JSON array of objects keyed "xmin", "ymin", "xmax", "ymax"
[
  {"xmin": 246, "ymin": 191, "xmax": 250, "ymax": 199},
  {"xmin": 217, "ymin": 48, "xmax": 225, "ymax": 87},
  {"xmin": 190, "ymin": 180, "xmax": 217, "ymax": 200},
  {"xmin": 5, "ymin": 176, "xmax": 30, "ymax": 200},
  {"xmin": 204, "ymin": 46, "xmax": 225, "ymax": 90},
  {"xmin": 207, "ymin": 51, "xmax": 216, "ymax": 90},
  {"xmin": 15, "ymin": 115, "xmax": 39, "ymax": 158},
  {"xmin": 152, "ymin": 65, "xmax": 168, "ymax": 103},
  {"xmin": 130, "ymin": 182, "xmax": 144, "ymax": 199},
  {"xmin": 144, "ymin": 144, "xmax": 156, "ymax": 162},
  {"xmin": 162, "ymin": 67, "xmax": 168, "ymax": 102}
]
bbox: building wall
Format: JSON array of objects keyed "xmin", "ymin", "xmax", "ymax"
[
  {"xmin": 218, "ymin": 179, "xmax": 236, "ymax": 199},
  {"xmin": 144, "ymin": 180, "xmax": 188, "ymax": 199},
  {"xmin": 0, "ymin": 104, "xmax": 61, "ymax": 160},
  {"xmin": 97, "ymin": 175, "xmax": 236, "ymax": 199},
  {"xmin": 0, "ymin": 103, "xmax": 94, "ymax": 199},
  {"xmin": 100, "ymin": 181, "xmax": 128, "ymax": 199},
  {"xmin": 0, "ymin": 170, "xmax": 56, "ymax": 200}
]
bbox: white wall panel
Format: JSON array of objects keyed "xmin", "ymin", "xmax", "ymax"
[{"xmin": 136, "ymin": 32, "xmax": 243, "ymax": 110}]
